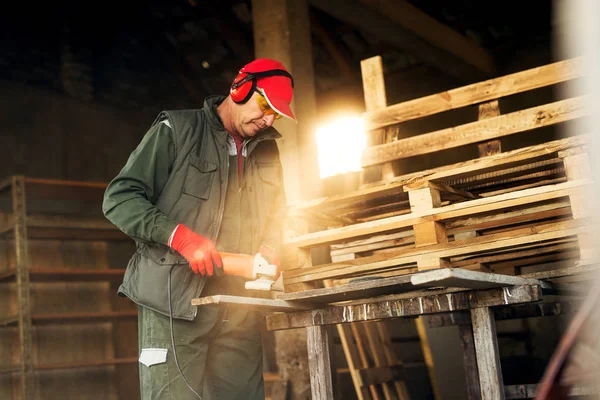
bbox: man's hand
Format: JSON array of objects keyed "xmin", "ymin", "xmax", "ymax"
[
  {"xmin": 169, "ymin": 224, "xmax": 223, "ymax": 276},
  {"xmin": 258, "ymin": 244, "xmax": 280, "ymax": 279}
]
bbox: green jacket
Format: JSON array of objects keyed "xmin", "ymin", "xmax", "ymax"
[{"xmin": 102, "ymin": 96, "xmax": 287, "ymax": 320}]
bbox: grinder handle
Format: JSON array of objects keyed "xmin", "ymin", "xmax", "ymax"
[{"xmin": 219, "ymin": 252, "xmax": 255, "ymax": 279}]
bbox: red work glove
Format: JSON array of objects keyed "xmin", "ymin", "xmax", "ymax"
[
  {"xmin": 169, "ymin": 224, "xmax": 223, "ymax": 276},
  {"xmin": 258, "ymin": 244, "xmax": 281, "ymax": 280}
]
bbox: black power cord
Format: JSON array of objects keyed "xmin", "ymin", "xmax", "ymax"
[{"xmin": 168, "ymin": 265, "xmax": 203, "ymax": 399}]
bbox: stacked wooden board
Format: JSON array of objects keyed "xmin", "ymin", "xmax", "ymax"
[{"xmin": 281, "ymin": 56, "xmax": 595, "ymax": 294}]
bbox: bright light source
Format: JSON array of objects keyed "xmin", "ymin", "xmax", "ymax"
[{"xmin": 315, "ymin": 116, "xmax": 366, "ymax": 179}]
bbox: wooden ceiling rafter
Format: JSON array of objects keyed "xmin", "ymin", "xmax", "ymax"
[
  {"xmin": 308, "ymin": 0, "xmax": 492, "ymax": 84},
  {"xmin": 359, "ymin": 0, "xmax": 496, "ymax": 75}
]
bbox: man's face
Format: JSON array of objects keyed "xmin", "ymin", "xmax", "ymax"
[{"xmin": 234, "ymin": 91, "xmax": 278, "ymax": 138}]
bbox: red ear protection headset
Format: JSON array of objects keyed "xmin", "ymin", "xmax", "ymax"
[{"xmin": 230, "ymin": 69, "xmax": 294, "ymax": 104}]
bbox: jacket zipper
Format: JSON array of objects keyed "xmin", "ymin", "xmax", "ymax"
[{"xmin": 213, "ymin": 144, "xmax": 229, "ymax": 241}]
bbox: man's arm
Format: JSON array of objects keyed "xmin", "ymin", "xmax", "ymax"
[{"xmin": 102, "ymin": 121, "xmax": 178, "ymax": 245}]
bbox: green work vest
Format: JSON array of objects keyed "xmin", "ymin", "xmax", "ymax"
[{"xmin": 107, "ymin": 96, "xmax": 286, "ymax": 320}]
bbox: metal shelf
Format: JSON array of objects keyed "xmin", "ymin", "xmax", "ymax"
[
  {"xmin": 0, "ymin": 213, "xmax": 129, "ymax": 241},
  {"xmin": 34, "ymin": 357, "xmax": 138, "ymax": 371},
  {"xmin": 0, "ymin": 268, "xmax": 126, "ymax": 283},
  {"xmin": 0, "ymin": 311, "xmax": 137, "ymax": 327}
]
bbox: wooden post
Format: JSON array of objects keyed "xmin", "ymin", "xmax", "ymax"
[
  {"xmin": 361, "ymin": 56, "xmax": 394, "ymax": 184},
  {"xmin": 307, "ymin": 325, "xmax": 334, "ymax": 400},
  {"xmin": 12, "ymin": 176, "xmax": 34, "ymax": 400},
  {"xmin": 252, "ymin": 0, "xmax": 318, "ymax": 204},
  {"xmin": 458, "ymin": 321, "xmax": 483, "ymax": 400},
  {"xmin": 407, "ymin": 185, "xmax": 448, "ymax": 270},
  {"xmin": 471, "ymin": 307, "xmax": 505, "ymax": 400},
  {"xmin": 252, "ymin": 1, "xmax": 317, "ymax": 398},
  {"xmin": 477, "ymin": 100, "xmax": 502, "ymax": 157}
]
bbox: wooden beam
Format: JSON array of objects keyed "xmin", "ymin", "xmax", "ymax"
[
  {"xmin": 360, "ymin": 0, "xmax": 495, "ymax": 75},
  {"xmin": 191, "ymin": 295, "xmax": 315, "ymax": 312},
  {"xmin": 266, "ymin": 284, "xmax": 543, "ymax": 330},
  {"xmin": 308, "ymin": 0, "xmax": 488, "ymax": 83},
  {"xmin": 428, "ymin": 301, "xmax": 576, "ymax": 328},
  {"xmin": 361, "ymin": 96, "xmax": 588, "ymax": 167},
  {"xmin": 364, "ymin": 57, "xmax": 583, "ymax": 130},
  {"xmin": 253, "ymin": 0, "xmax": 318, "ymax": 203},
  {"xmin": 310, "ymin": 12, "xmax": 355, "ymax": 80}
]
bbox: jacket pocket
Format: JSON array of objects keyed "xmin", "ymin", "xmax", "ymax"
[
  {"xmin": 124, "ymin": 244, "xmax": 201, "ymax": 320},
  {"xmin": 183, "ymin": 154, "xmax": 217, "ymax": 200},
  {"xmin": 256, "ymin": 162, "xmax": 281, "ymax": 207}
]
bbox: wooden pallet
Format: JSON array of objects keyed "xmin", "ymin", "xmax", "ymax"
[{"xmin": 281, "ymin": 56, "xmax": 594, "ymax": 294}]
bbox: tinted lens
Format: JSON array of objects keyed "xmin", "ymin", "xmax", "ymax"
[{"xmin": 256, "ymin": 93, "xmax": 282, "ymax": 119}]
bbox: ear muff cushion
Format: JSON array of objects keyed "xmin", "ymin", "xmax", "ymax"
[{"xmin": 230, "ymin": 72, "xmax": 256, "ymax": 104}]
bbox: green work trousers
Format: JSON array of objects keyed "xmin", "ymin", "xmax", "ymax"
[{"xmin": 137, "ymin": 297, "xmax": 265, "ymax": 400}]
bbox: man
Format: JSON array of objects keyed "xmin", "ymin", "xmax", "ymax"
[{"xmin": 102, "ymin": 58, "xmax": 294, "ymax": 400}]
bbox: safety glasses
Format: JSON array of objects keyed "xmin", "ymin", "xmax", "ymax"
[{"xmin": 255, "ymin": 90, "xmax": 282, "ymax": 120}]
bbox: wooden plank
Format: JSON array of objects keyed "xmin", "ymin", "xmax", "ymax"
[
  {"xmin": 471, "ymin": 307, "xmax": 505, "ymax": 400},
  {"xmin": 360, "ymin": 0, "xmax": 494, "ymax": 75},
  {"xmin": 350, "ymin": 324, "xmax": 380, "ymax": 399},
  {"xmin": 331, "ymin": 201, "xmax": 570, "ymax": 257},
  {"xmin": 307, "ymin": 325, "xmax": 334, "ymax": 400},
  {"xmin": 452, "ymin": 242, "xmax": 577, "ymax": 269},
  {"xmin": 444, "ymin": 158, "xmax": 563, "ymax": 191},
  {"xmin": 292, "ymin": 135, "xmax": 585, "ymax": 217},
  {"xmin": 374, "ymin": 323, "xmax": 411, "ymax": 399},
  {"xmin": 364, "ymin": 57, "xmax": 582, "ymax": 130},
  {"xmin": 361, "ymin": 96, "xmax": 588, "ymax": 167},
  {"xmin": 362, "ymin": 322, "xmax": 396, "ymax": 399},
  {"xmin": 266, "ymin": 284, "xmax": 542, "ymax": 331},
  {"xmin": 520, "ymin": 263, "xmax": 599, "ymax": 280},
  {"xmin": 283, "ymin": 218, "xmax": 590, "ymax": 285},
  {"xmin": 284, "ymin": 179, "xmax": 587, "ymax": 249},
  {"xmin": 191, "ymin": 295, "xmax": 315, "ymax": 312},
  {"xmin": 278, "ymin": 275, "xmax": 413, "ymax": 303},
  {"xmin": 337, "ymin": 324, "xmax": 367, "ymax": 399},
  {"xmin": 410, "ymin": 268, "xmax": 548, "ymax": 290},
  {"xmin": 308, "ymin": 0, "xmax": 486, "ymax": 83},
  {"xmin": 361, "ymin": 56, "xmax": 394, "ymax": 182}
]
